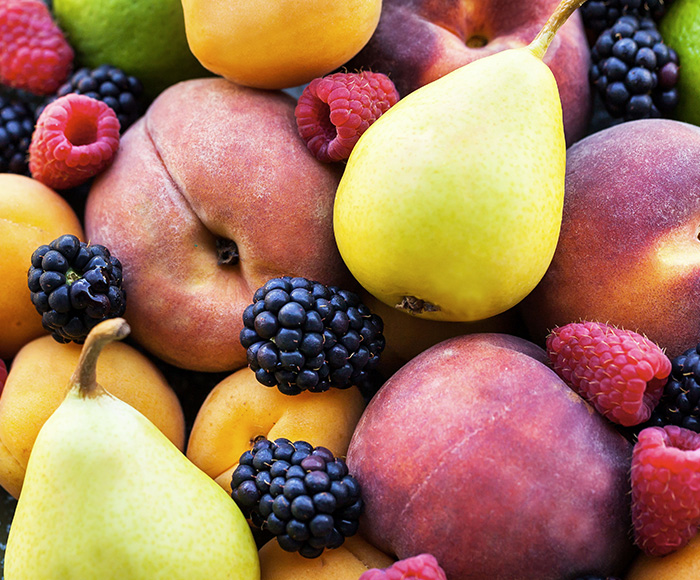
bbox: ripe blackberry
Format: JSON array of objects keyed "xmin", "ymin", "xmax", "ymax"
[
  {"xmin": 240, "ymin": 276, "xmax": 385, "ymax": 395},
  {"xmin": 0, "ymin": 93, "xmax": 35, "ymax": 175},
  {"xmin": 52, "ymin": 65, "xmax": 146, "ymax": 132},
  {"xmin": 589, "ymin": 15, "xmax": 680, "ymax": 120},
  {"xmin": 643, "ymin": 344, "xmax": 700, "ymax": 433},
  {"xmin": 581, "ymin": 0, "xmax": 674, "ymax": 34},
  {"xmin": 231, "ymin": 437, "xmax": 363, "ymax": 558},
  {"xmin": 27, "ymin": 234, "xmax": 127, "ymax": 344}
]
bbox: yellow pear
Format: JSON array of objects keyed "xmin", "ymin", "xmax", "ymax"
[
  {"xmin": 333, "ymin": 0, "xmax": 586, "ymax": 322},
  {"xmin": 4, "ymin": 318, "xmax": 260, "ymax": 580}
]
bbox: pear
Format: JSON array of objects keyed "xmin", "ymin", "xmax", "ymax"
[
  {"xmin": 4, "ymin": 318, "xmax": 260, "ymax": 580},
  {"xmin": 333, "ymin": 0, "xmax": 587, "ymax": 322}
]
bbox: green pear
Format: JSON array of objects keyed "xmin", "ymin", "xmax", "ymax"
[
  {"xmin": 333, "ymin": 0, "xmax": 586, "ymax": 322},
  {"xmin": 4, "ymin": 319, "xmax": 260, "ymax": 580}
]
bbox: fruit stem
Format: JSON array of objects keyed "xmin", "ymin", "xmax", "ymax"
[
  {"xmin": 528, "ymin": 0, "xmax": 587, "ymax": 60},
  {"xmin": 69, "ymin": 317, "xmax": 130, "ymax": 397}
]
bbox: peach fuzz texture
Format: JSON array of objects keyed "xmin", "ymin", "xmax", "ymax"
[
  {"xmin": 84, "ymin": 78, "xmax": 351, "ymax": 373},
  {"xmin": 520, "ymin": 119, "xmax": 700, "ymax": 360},
  {"xmin": 347, "ymin": 333, "xmax": 636, "ymax": 580},
  {"xmin": 0, "ymin": 174, "xmax": 84, "ymax": 360}
]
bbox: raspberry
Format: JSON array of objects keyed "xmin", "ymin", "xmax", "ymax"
[
  {"xmin": 231, "ymin": 437, "xmax": 363, "ymax": 558},
  {"xmin": 28, "ymin": 93, "xmax": 120, "ymax": 190},
  {"xmin": 0, "ymin": 0, "xmax": 74, "ymax": 95},
  {"xmin": 631, "ymin": 425, "xmax": 700, "ymax": 556},
  {"xmin": 546, "ymin": 321, "xmax": 672, "ymax": 426},
  {"xmin": 0, "ymin": 358, "xmax": 7, "ymax": 396},
  {"xmin": 294, "ymin": 71, "xmax": 399, "ymax": 163},
  {"xmin": 359, "ymin": 554, "xmax": 448, "ymax": 580}
]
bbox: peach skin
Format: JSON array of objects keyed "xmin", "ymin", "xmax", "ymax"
[{"xmin": 186, "ymin": 366, "xmax": 366, "ymax": 494}]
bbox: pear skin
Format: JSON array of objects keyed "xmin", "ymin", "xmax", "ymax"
[{"xmin": 5, "ymin": 319, "xmax": 259, "ymax": 580}]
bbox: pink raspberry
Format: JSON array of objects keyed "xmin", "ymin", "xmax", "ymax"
[
  {"xmin": 29, "ymin": 93, "xmax": 120, "ymax": 190},
  {"xmin": 631, "ymin": 425, "xmax": 700, "ymax": 556},
  {"xmin": 546, "ymin": 321, "xmax": 671, "ymax": 426},
  {"xmin": 0, "ymin": 0, "xmax": 74, "ymax": 95},
  {"xmin": 295, "ymin": 71, "xmax": 399, "ymax": 163},
  {"xmin": 0, "ymin": 359, "xmax": 6, "ymax": 397},
  {"xmin": 359, "ymin": 554, "xmax": 447, "ymax": 580}
]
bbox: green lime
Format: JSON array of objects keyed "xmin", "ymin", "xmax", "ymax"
[
  {"xmin": 660, "ymin": 0, "xmax": 700, "ymax": 126},
  {"xmin": 52, "ymin": 0, "xmax": 212, "ymax": 100}
]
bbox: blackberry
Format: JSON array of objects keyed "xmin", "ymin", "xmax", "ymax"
[
  {"xmin": 51, "ymin": 64, "xmax": 146, "ymax": 132},
  {"xmin": 0, "ymin": 93, "xmax": 35, "ymax": 175},
  {"xmin": 231, "ymin": 437, "xmax": 363, "ymax": 558},
  {"xmin": 589, "ymin": 15, "xmax": 680, "ymax": 120},
  {"xmin": 240, "ymin": 276, "xmax": 385, "ymax": 395},
  {"xmin": 27, "ymin": 234, "xmax": 127, "ymax": 344},
  {"xmin": 581, "ymin": 0, "xmax": 674, "ymax": 34},
  {"xmin": 643, "ymin": 343, "xmax": 700, "ymax": 433}
]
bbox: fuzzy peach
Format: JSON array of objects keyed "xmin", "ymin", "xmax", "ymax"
[
  {"xmin": 0, "ymin": 335, "xmax": 186, "ymax": 498},
  {"xmin": 186, "ymin": 366, "xmax": 366, "ymax": 494},
  {"xmin": 258, "ymin": 534, "xmax": 395, "ymax": 580},
  {"xmin": 181, "ymin": 0, "xmax": 381, "ymax": 89},
  {"xmin": 0, "ymin": 174, "xmax": 84, "ymax": 360},
  {"xmin": 84, "ymin": 78, "xmax": 351, "ymax": 373}
]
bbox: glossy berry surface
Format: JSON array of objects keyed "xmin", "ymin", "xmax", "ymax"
[
  {"xmin": 631, "ymin": 425, "xmax": 700, "ymax": 556},
  {"xmin": 240, "ymin": 276, "xmax": 385, "ymax": 395},
  {"xmin": 27, "ymin": 234, "xmax": 126, "ymax": 344},
  {"xmin": 231, "ymin": 437, "xmax": 363, "ymax": 558},
  {"xmin": 581, "ymin": 0, "xmax": 674, "ymax": 33},
  {"xmin": 0, "ymin": 93, "xmax": 36, "ymax": 175},
  {"xmin": 547, "ymin": 320, "xmax": 672, "ymax": 426}
]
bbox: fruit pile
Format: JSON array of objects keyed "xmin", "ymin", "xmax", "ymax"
[{"xmin": 2, "ymin": 0, "xmax": 700, "ymax": 578}]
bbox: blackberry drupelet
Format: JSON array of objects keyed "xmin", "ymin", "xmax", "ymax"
[
  {"xmin": 581, "ymin": 0, "xmax": 674, "ymax": 34},
  {"xmin": 231, "ymin": 437, "xmax": 363, "ymax": 558},
  {"xmin": 240, "ymin": 276, "xmax": 385, "ymax": 395},
  {"xmin": 589, "ymin": 15, "xmax": 680, "ymax": 120},
  {"xmin": 52, "ymin": 64, "xmax": 146, "ymax": 132},
  {"xmin": 0, "ymin": 93, "xmax": 35, "ymax": 175},
  {"xmin": 644, "ymin": 343, "xmax": 700, "ymax": 433},
  {"xmin": 27, "ymin": 234, "xmax": 126, "ymax": 344}
]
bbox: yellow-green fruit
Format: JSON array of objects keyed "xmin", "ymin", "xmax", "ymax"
[
  {"xmin": 660, "ymin": 0, "xmax": 700, "ymax": 126},
  {"xmin": 333, "ymin": 47, "xmax": 566, "ymax": 322},
  {"xmin": 53, "ymin": 0, "xmax": 210, "ymax": 99}
]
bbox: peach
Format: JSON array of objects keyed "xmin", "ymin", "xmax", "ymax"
[
  {"xmin": 519, "ymin": 119, "xmax": 700, "ymax": 360},
  {"xmin": 343, "ymin": 0, "xmax": 592, "ymax": 144},
  {"xmin": 347, "ymin": 333, "xmax": 636, "ymax": 579},
  {"xmin": 0, "ymin": 335, "xmax": 185, "ymax": 498},
  {"xmin": 181, "ymin": 0, "xmax": 381, "ymax": 89},
  {"xmin": 186, "ymin": 366, "xmax": 366, "ymax": 494},
  {"xmin": 84, "ymin": 78, "xmax": 351, "ymax": 373},
  {"xmin": 0, "ymin": 174, "xmax": 84, "ymax": 360},
  {"xmin": 626, "ymin": 532, "xmax": 700, "ymax": 579},
  {"xmin": 258, "ymin": 534, "xmax": 395, "ymax": 580}
]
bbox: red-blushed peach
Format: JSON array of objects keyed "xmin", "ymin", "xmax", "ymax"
[
  {"xmin": 0, "ymin": 335, "xmax": 186, "ymax": 499},
  {"xmin": 258, "ymin": 534, "xmax": 395, "ymax": 580},
  {"xmin": 0, "ymin": 174, "xmax": 84, "ymax": 360},
  {"xmin": 343, "ymin": 0, "xmax": 592, "ymax": 144},
  {"xmin": 347, "ymin": 333, "xmax": 636, "ymax": 580},
  {"xmin": 84, "ymin": 77, "xmax": 351, "ymax": 373},
  {"xmin": 186, "ymin": 366, "xmax": 366, "ymax": 494},
  {"xmin": 519, "ymin": 119, "xmax": 700, "ymax": 360}
]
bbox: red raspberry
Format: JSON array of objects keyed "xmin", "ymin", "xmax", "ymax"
[
  {"xmin": 359, "ymin": 554, "xmax": 447, "ymax": 580},
  {"xmin": 631, "ymin": 425, "xmax": 700, "ymax": 556},
  {"xmin": 546, "ymin": 321, "xmax": 671, "ymax": 426},
  {"xmin": 295, "ymin": 71, "xmax": 399, "ymax": 163},
  {"xmin": 0, "ymin": 359, "xmax": 6, "ymax": 397},
  {"xmin": 0, "ymin": 0, "xmax": 74, "ymax": 95},
  {"xmin": 29, "ymin": 93, "xmax": 120, "ymax": 190}
]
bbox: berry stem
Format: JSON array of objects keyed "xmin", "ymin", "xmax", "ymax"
[
  {"xmin": 68, "ymin": 317, "xmax": 130, "ymax": 398},
  {"xmin": 528, "ymin": 0, "xmax": 587, "ymax": 60}
]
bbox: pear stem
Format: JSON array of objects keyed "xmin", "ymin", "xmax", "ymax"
[
  {"xmin": 528, "ymin": 0, "xmax": 588, "ymax": 60},
  {"xmin": 69, "ymin": 318, "xmax": 131, "ymax": 397}
]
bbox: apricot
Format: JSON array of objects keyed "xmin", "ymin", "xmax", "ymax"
[
  {"xmin": 0, "ymin": 335, "xmax": 186, "ymax": 498},
  {"xmin": 259, "ymin": 535, "xmax": 395, "ymax": 580},
  {"xmin": 186, "ymin": 367, "xmax": 366, "ymax": 494},
  {"xmin": 0, "ymin": 174, "xmax": 84, "ymax": 360},
  {"xmin": 626, "ymin": 533, "xmax": 700, "ymax": 579},
  {"xmin": 181, "ymin": 0, "xmax": 382, "ymax": 89}
]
